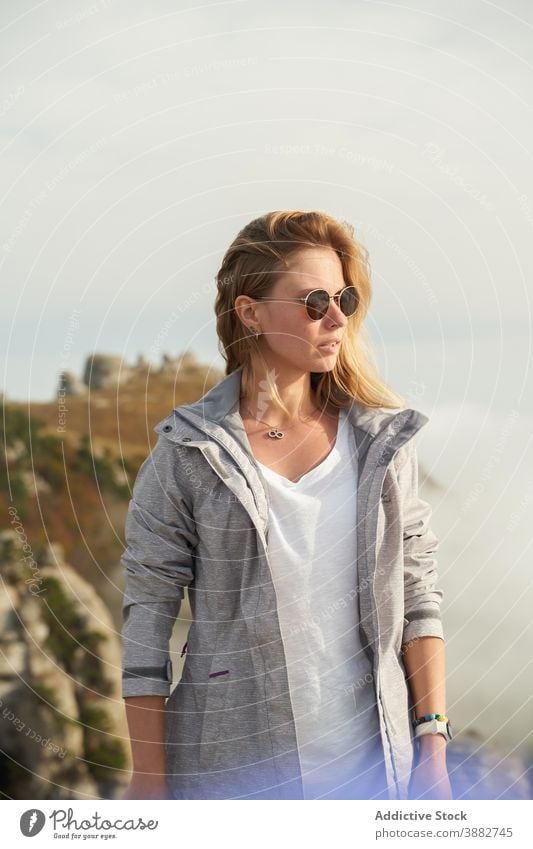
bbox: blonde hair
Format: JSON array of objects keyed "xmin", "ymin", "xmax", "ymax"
[{"xmin": 214, "ymin": 210, "xmax": 406, "ymax": 415}]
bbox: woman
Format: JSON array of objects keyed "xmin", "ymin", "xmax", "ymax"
[{"xmin": 121, "ymin": 210, "xmax": 452, "ymax": 801}]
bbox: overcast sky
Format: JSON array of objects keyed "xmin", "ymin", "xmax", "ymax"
[{"xmin": 1, "ymin": 0, "xmax": 532, "ymax": 420}]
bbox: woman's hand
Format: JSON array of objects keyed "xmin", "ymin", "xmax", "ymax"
[
  {"xmin": 408, "ymin": 738, "xmax": 453, "ymax": 800},
  {"xmin": 122, "ymin": 774, "xmax": 172, "ymax": 800},
  {"xmin": 409, "ymin": 759, "xmax": 453, "ymax": 800}
]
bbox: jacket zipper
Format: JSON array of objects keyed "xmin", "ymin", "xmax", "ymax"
[
  {"xmin": 174, "ymin": 410, "xmax": 273, "ymax": 538},
  {"xmin": 173, "ymin": 406, "xmax": 416, "ymax": 797},
  {"xmin": 173, "ymin": 411, "xmax": 306, "ymax": 793}
]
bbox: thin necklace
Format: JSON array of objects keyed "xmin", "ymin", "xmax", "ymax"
[{"xmin": 242, "ymin": 401, "xmax": 322, "ymax": 440}]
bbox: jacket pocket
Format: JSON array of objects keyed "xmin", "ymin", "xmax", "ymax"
[
  {"xmin": 208, "ymin": 667, "xmax": 231, "ymax": 680},
  {"xmin": 205, "ymin": 655, "xmax": 232, "ymax": 708},
  {"xmin": 197, "ymin": 655, "xmax": 232, "ymax": 770}
]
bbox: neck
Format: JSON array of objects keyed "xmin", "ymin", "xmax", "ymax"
[{"xmin": 239, "ymin": 362, "xmax": 324, "ymax": 423}]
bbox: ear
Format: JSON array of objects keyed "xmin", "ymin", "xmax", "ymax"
[{"xmin": 234, "ymin": 294, "xmax": 261, "ymax": 329}]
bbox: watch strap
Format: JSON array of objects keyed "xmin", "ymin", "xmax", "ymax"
[{"xmin": 413, "ymin": 717, "xmax": 452, "ymax": 742}]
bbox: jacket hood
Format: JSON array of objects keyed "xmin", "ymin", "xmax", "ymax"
[
  {"xmin": 170, "ymin": 365, "xmax": 427, "ymax": 430},
  {"xmin": 153, "ymin": 365, "xmax": 429, "ymax": 468}
]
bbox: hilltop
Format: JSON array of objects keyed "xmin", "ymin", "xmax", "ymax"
[
  {"xmin": 10, "ymin": 350, "xmax": 224, "ymax": 457},
  {"xmin": 1, "ymin": 352, "xmax": 223, "ymax": 621}
]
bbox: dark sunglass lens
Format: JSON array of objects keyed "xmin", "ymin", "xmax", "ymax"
[
  {"xmin": 340, "ymin": 286, "xmax": 358, "ymax": 316},
  {"xmin": 305, "ymin": 290, "xmax": 330, "ymax": 320}
]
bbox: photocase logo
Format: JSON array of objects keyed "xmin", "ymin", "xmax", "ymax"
[
  {"xmin": 251, "ymin": 368, "xmax": 278, "ymax": 421},
  {"xmin": 20, "ymin": 809, "xmax": 45, "ymax": 836}
]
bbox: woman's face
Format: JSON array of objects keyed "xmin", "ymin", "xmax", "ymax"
[{"xmin": 243, "ymin": 246, "xmax": 350, "ymax": 373}]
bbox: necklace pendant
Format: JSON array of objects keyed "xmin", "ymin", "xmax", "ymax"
[{"xmin": 268, "ymin": 428, "xmax": 284, "ymax": 439}]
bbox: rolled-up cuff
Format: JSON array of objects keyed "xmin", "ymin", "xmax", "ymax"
[
  {"xmin": 122, "ymin": 659, "xmax": 173, "ymax": 698},
  {"xmin": 122, "ymin": 679, "xmax": 172, "ymax": 698},
  {"xmin": 402, "ymin": 616, "xmax": 444, "ymax": 646}
]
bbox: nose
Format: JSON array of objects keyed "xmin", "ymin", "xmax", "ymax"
[{"xmin": 325, "ymin": 296, "xmax": 348, "ymax": 327}]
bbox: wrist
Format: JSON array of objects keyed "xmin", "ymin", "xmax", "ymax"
[
  {"xmin": 416, "ymin": 734, "xmax": 447, "ymax": 757},
  {"xmin": 130, "ymin": 770, "xmax": 168, "ymax": 784},
  {"xmin": 413, "ymin": 715, "xmax": 452, "ymax": 745},
  {"xmin": 131, "ymin": 760, "xmax": 167, "ymax": 777}
]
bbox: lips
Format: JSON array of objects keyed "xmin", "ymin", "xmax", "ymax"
[{"xmin": 318, "ymin": 340, "xmax": 341, "ymax": 349}]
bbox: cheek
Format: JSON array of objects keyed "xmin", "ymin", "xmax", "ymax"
[{"xmin": 263, "ymin": 314, "xmax": 314, "ymax": 347}]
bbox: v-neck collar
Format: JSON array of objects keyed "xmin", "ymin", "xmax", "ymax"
[{"xmin": 257, "ymin": 407, "xmax": 346, "ymax": 487}]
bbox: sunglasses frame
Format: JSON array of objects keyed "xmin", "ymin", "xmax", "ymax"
[{"xmin": 252, "ymin": 285, "xmax": 359, "ymax": 321}]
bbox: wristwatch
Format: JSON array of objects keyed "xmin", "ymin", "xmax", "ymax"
[{"xmin": 413, "ymin": 717, "xmax": 453, "ymax": 743}]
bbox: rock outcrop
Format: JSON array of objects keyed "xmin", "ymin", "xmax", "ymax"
[
  {"xmin": 56, "ymin": 349, "xmax": 201, "ymax": 396},
  {"xmin": 158, "ymin": 350, "xmax": 199, "ymax": 374},
  {"xmin": 57, "ymin": 370, "xmax": 87, "ymax": 397},
  {"xmin": 0, "ymin": 532, "xmax": 130, "ymax": 800},
  {"xmin": 82, "ymin": 354, "xmax": 131, "ymax": 391}
]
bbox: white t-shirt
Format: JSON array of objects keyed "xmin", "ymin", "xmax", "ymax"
[{"xmin": 257, "ymin": 406, "xmax": 385, "ymax": 799}]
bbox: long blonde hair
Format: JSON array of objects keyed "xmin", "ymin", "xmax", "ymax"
[{"xmin": 214, "ymin": 210, "xmax": 406, "ymax": 414}]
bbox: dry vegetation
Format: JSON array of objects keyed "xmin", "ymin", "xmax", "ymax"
[
  {"xmin": 1, "ymin": 358, "xmax": 223, "ymax": 595},
  {"xmin": 10, "ymin": 360, "xmax": 224, "ymax": 456}
]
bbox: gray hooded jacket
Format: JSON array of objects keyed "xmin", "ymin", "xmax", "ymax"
[{"xmin": 120, "ymin": 365, "xmax": 444, "ymax": 800}]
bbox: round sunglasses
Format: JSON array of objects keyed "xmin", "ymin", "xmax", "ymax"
[{"xmin": 252, "ymin": 285, "xmax": 359, "ymax": 321}]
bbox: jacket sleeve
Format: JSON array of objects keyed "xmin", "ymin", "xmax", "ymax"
[
  {"xmin": 395, "ymin": 439, "xmax": 444, "ymax": 647},
  {"xmin": 120, "ymin": 435, "xmax": 197, "ymax": 697}
]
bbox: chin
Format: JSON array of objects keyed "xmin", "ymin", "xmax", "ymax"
[{"xmin": 313, "ymin": 361, "xmax": 336, "ymax": 373}]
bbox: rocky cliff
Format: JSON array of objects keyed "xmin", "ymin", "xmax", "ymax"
[{"xmin": 0, "ymin": 532, "xmax": 130, "ymax": 800}]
